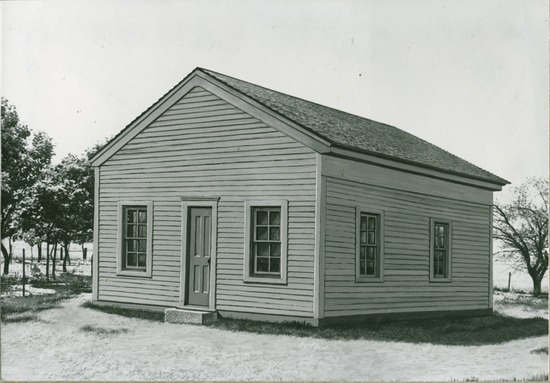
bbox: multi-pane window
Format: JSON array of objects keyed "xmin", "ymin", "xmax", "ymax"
[
  {"xmin": 356, "ymin": 208, "xmax": 384, "ymax": 282},
  {"xmin": 430, "ymin": 219, "xmax": 451, "ymax": 282},
  {"xmin": 358, "ymin": 213, "xmax": 380, "ymax": 277},
  {"xmin": 252, "ymin": 207, "xmax": 281, "ymax": 275},
  {"xmin": 244, "ymin": 200, "xmax": 288, "ymax": 284},
  {"xmin": 433, "ymin": 222, "xmax": 449, "ymax": 278},
  {"xmin": 123, "ymin": 206, "xmax": 148, "ymax": 270}
]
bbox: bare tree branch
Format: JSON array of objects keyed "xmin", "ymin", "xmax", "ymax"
[{"xmin": 493, "ymin": 177, "xmax": 549, "ymax": 296}]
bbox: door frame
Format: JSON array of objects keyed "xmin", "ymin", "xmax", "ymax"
[{"xmin": 179, "ymin": 196, "xmax": 219, "ymax": 310}]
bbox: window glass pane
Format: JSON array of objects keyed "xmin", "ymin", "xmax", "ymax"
[
  {"xmin": 138, "ymin": 225, "xmax": 147, "ymax": 238},
  {"xmin": 256, "ymin": 257, "xmax": 269, "ymax": 272},
  {"xmin": 126, "ymin": 224, "xmax": 136, "ymax": 238},
  {"xmin": 138, "ymin": 240, "xmax": 147, "ymax": 252},
  {"xmin": 367, "ymin": 247, "xmax": 375, "ymax": 260},
  {"xmin": 127, "ymin": 253, "xmax": 137, "ymax": 267},
  {"xmin": 367, "ymin": 231, "xmax": 376, "ymax": 245},
  {"xmin": 360, "ymin": 246, "xmax": 366, "ymax": 261},
  {"xmin": 269, "ymin": 211, "xmax": 280, "ymax": 225},
  {"xmin": 127, "ymin": 240, "xmax": 136, "ymax": 252},
  {"xmin": 138, "ymin": 253, "xmax": 146, "ymax": 267},
  {"xmin": 366, "ymin": 261, "xmax": 375, "ymax": 275},
  {"xmin": 138, "ymin": 210, "xmax": 147, "ymax": 223},
  {"xmin": 269, "ymin": 227, "xmax": 280, "ymax": 241},
  {"xmin": 270, "ymin": 258, "xmax": 280, "ymax": 273},
  {"xmin": 256, "ymin": 227, "xmax": 268, "ymax": 240},
  {"xmin": 360, "ymin": 231, "xmax": 367, "ymax": 244},
  {"xmin": 271, "ymin": 243, "xmax": 281, "ymax": 257},
  {"xmin": 360, "ymin": 261, "xmax": 366, "ymax": 275},
  {"xmin": 127, "ymin": 209, "xmax": 137, "ymax": 223},
  {"xmin": 368, "ymin": 217, "xmax": 376, "ymax": 230},
  {"xmin": 360, "ymin": 217, "xmax": 367, "ymax": 230},
  {"xmin": 256, "ymin": 211, "xmax": 268, "ymax": 225},
  {"xmin": 256, "ymin": 243, "xmax": 269, "ymax": 257}
]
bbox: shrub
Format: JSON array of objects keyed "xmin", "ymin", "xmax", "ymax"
[
  {"xmin": 1, "ymin": 273, "xmax": 29, "ymax": 293},
  {"xmin": 59, "ymin": 273, "xmax": 92, "ymax": 293}
]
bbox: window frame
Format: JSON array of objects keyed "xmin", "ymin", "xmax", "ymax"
[
  {"xmin": 243, "ymin": 200, "xmax": 288, "ymax": 284},
  {"xmin": 429, "ymin": 218, "xmax": 452, "ymax": 282},
  {"xmin": 116, "ymin": 201, "xmax": 153, "ymax": 277},
  {"xmin": 355, "ymin": 207, "xmax": 384, "ymax": 283}
]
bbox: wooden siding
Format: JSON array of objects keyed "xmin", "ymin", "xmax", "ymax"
[
  {"xmin": 97, "ymin": 87, "xmax": 317, "ymax": 316},
  {"xmin": 322, "ymin": 156, "xmax": 492, "ymax": 317}
]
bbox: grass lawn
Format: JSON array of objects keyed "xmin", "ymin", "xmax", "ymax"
[
  {"xmin": 2, "ymin": 292, "xmax": 547, "ymax": 381},
  {"xmin": 1, "ymin": 273, "xmax": 92, "ymax": 323},
  {"xmin": 1, "ymin": 293, "xmax": 72, "ymax": 323}
]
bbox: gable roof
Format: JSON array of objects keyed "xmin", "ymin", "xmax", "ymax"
[
  {"xmin": 198, "ymin": 68, "xmax": 508, "ymax": 186},
  {"xmin": 91, "ymin": 67, "xmax": 508, "ymax": 187}
]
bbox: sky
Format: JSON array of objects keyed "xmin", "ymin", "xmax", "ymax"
[{"xmin": 1, "ymin": 0, "xmax": 548, "ymax": 199}]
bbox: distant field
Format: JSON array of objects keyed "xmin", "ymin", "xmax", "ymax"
[
  {"xmin": 494, "ymin": 260, "xmax": 548, "ymax": 293},
  {"xmin": 5, "ymin": 241, "xmax": 93, "ymax": 262},
  {"xmin": 2, "ymin": 240, "xmax": 548, "ymax": 293}
]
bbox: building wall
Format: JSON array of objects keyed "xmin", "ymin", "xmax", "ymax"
[
  {"xmin": 322, "ymin": 155, "xmax": 493, "ymax": 317},
  {"xmin": 97, "ymin": 86, "xmax": 317, "ymax": 317}
]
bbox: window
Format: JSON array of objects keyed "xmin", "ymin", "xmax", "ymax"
[
  {"xmin": 430, "ymin": 219, "xmax": 452, "ymax": 282},
  {"xmin": 117, "ymin": 201, "xmax": 153, "ymax": 277},
  {"xmin": 253, "ymin": 207, "xmax": 281, "ymax": 274},
  {"xmin": 356, "ymin": 207, "xmax": 384, "ymax": 282},
  {"xmin": 244, "ymin": 200, "xmax": 288, "ymax": 284}
]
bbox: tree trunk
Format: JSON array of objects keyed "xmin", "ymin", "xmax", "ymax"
[
  {"xmin": 51, "ymin": 243, "xmax": 57, "ymax": 279},
  {"xmin": 66, "ymin": 243, "xmax": 71, "ymax": 266},
  {"xmin": 37, "ymin": 243, "xmax": 42, "ymax": 263},
  {"xmin": 46, "ymin": 242, "xmax": 50, "ymax": 279},
  {"xmin": 62, "ymin": 243, "xmax": 70, "ymax": 273},
  {"xmin": 1, "ymin": 243, "xmax": 10, "ymax": 275},
  {"xmin": 532, "ymin": 278, "xmax": 542, "ymax": 297}
]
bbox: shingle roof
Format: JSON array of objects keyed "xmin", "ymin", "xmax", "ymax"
[{"xmin": 199, "ymin": 68, "xmax": 508, "ymax": 186}]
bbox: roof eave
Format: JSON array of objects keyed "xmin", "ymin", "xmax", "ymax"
[{"xmin": 330, "ymin": 145, "xmax": 510, "ymax": 191}]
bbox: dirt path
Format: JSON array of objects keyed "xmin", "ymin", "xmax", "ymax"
[{"xmin": 1, "ymin": 294, "xmax": 547, "ymax": 381}]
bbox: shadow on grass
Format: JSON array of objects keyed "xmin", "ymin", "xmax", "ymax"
[
  {"xmin": 530, "ymin": 346, "xmax": 548, "ymax": 355},
  {"xmin": 80, "ymin": 324, "xmax": 129, "ymax": 336},
  {"xmin": 79, "ymin": 301, "xmax": 547, "ymax": 346},
  {"xmin": 206, "ymin": 313, "xmax": 548, "ymax": 346},
  {"xmin": 81, "ymin": 301, "xmax": 165, "ymax": 322},
  {"xmin": 1, "ymin": 293, "xmax": 72, "ymax": 323},
  {"xmin": 2, "ymin": 314, "xmax": 40, "ymax": 323}
]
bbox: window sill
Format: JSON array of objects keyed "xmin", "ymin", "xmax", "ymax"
[
  {"xmin": 116, "ymin": 270, "xmax": 152, "ymax": 278},
  {"xmin": 356, "ymin": 276, "xmax": 384, "ymax": 283},
  {"xmin": 429, "ymin": 277, "xmax": 452, "ymax": 283},
  {"xmin": 243, "ymin": 275, "xmax": 287, "ymax": 285}
]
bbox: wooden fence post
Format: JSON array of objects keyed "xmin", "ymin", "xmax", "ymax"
[
  {"xmin": 22, "ymin": 249, "xmax": 26, "ymax": 297},
  {"xmin": 507, "ymin": 272, "xmax": 512, "ymax": 292}
]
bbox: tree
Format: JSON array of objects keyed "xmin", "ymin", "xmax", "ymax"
[
  {"xmin": 54, "ymin": 154, "xmax": 94, "ymax": 272},
  {"xmin": 494, "ymin": 177, "xmax": 549, "ymax": 297},
  {"xmin": 19, "ymin": 167, "xmax": 62, "ymax": 278},
  {"xmin": 1, "ymin": 98, "xmax": 53, "ymax": 274}
]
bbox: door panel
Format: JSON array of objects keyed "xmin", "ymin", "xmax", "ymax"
[{"xmin": 187, "ymin": 207, "xmax": 212, "ymax": 307}]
